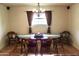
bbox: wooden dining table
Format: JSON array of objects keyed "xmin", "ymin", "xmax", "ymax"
[{"xmin": 17, "ymin": 33, "xmax": 60, "ymax": 54}]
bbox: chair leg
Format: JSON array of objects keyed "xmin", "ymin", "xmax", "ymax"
[
  {"xmin": 40, "ymin": 47, "xmax": 43, "ymax": 56},
  {"xmin": 56, "ymin": 44, "xmax": 58, "ymax": 54},
  {"xmin": 24, "ymin": 44, "xmax": 28, "ymax": 56},
  {"xmin": 9, "ymin": 39, "xmax": 11, "ymax": 46},
  {"xmin": 20, "ymin": 43, "xmax": 23, "ymax": 54},
  {"xmin": 14, "ymin": 43, "xmax": 18, "ymax": 53},
  {"xmin": 61, "ymin": 42, "xmax": 64, "ymax": 54},
  {"xmin": 35, "ymin": 47, "xmax": 37, "ymax": 56},
  {"xmin": 53, "ymin": 43, "xmax": 58, "ymax": 54},
  {"xmin": 47, "ymin": 47, "xmax": 51, "ymax": 54}
]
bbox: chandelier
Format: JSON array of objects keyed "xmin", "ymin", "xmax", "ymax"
[{"xmin": 33, "ymin": 3, "xmax": 45, "ymax": 17}]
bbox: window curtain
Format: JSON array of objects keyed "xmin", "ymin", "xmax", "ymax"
[
  {"xmin": 26, "ymin": 11, "xmax": 33, "ymax": 33},
  {"xmin": 45, "ymin": 11, "xmax": 52, "ymax": 34}
]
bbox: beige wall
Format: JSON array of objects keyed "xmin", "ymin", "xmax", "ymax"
[
  {"xmin": 50, "ymin": 6, "xmax": 69, "ymax": 33},
  {"xmin": 0, "ymin": 4, "xmax": 79, "ymax": 50},
  {"xmin": 68, "ymin": 4, "xmax": 79, "ymax": 49},
  {"xmin": 8, "ymin": 5, "xmax": 69, "ymax": 34},
  {"xmin": 0, "ymin": 4, "xmax": 69, "ymax": 50},
  {"xmin": 0, "ymin": 4, "xmax": 8, "ymax": 50}
]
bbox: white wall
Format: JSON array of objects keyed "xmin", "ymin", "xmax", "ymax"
[
  {"xmin": 68, "ymin": 4, "xmax": 79, "ymax": 49},
  {"xmin": 8, "ymin": 5, "xmax": 69, "ymax": 34},
  {"xmin": 0, "ymin": 4, "xmax": 8, "ymax": 49}
]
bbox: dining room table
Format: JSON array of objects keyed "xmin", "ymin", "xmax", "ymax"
[{"xmin": 17, "ymin": 33, "xmax": 60, "ymax": 55}]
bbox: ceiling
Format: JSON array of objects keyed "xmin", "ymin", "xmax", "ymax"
[{"xmin": 1, "ymin": 3, "xmax": 73, "ymax": 7}]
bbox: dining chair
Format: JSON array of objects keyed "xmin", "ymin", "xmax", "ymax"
[
  {"xmin": 60, "ymin": 31, "xmax": 72, "ymax": 45},
  {"xmin": 7, "ymin": 31, "xmax": 21, "ymax": 55},
  {"xmin": 55, "ymin": 31, "xmax": 71, "ymax": 54},
  {"xmin": 27, "ymin": 39, "xmax": 38, "ymax": 55},
  {"xmin": 7, "ymin": 31, "xmax": 18, "ymax": 46},
  {"xmin": 51, "ymin": 38, "xmax": 59, "ymax": 54},
  {"xmin": 20, "ymin": 39, "xmax": 28, "ymax": 56},
  {"xmin": 40, "ymin": 39, "xmax": 52, "ymax": 55}
]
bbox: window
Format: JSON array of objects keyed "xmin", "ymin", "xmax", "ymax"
[{"xmin": 32, "ymin": 12, "xmax": 47, "ymax": 26}]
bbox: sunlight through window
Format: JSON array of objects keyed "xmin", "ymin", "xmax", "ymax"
[{"xmin": 32, "ymin": 12, "xmax": 47, "ymax": 26}]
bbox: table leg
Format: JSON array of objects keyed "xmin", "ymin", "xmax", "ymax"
[
  {"xmin": 50, "ymin": 40, "xmax": 53, "ymax": 54},
  {"xmin": 37, "ymin": 40, "xmax": 41, "ymax": 54},
  {"xmin": 20, "ymin": 39, "xmax": 23, "ymax": 54}
]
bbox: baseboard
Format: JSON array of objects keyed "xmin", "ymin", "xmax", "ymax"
[{"xmin": 72, "ymin": 43, "xmax": 79, "ymax": 50}]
